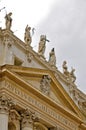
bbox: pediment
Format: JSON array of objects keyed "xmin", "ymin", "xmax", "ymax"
[{"xmin": 0, "ymin": 65, "xmax": 85, "ymax": 120}]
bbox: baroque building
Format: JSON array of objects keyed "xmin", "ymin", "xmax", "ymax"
[{"xmin": 0, "ymin": 12, "xmax": 86, "ymax": 130}]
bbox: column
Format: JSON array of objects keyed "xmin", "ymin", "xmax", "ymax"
[
  {"xmin": 0, "ymin": 95, "xmax": 14, "ymax": 130},
  {"xmin": 21, "ymin": 109, "xmax": 38, "ymax": 130}
]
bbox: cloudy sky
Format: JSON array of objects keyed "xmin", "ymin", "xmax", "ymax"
[{"xmin": 0, "ymin": 0, "xmax": 86, "ymax": 93}]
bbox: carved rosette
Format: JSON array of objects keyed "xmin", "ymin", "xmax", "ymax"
[
  {"xmin": 0, "ymin": 95, "xmax": 14, "ymax": 114},
  {"xmin": 21, "ymin": 109, "xmax": 38, "ymax": 128}
]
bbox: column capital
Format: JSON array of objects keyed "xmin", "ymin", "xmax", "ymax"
[
  {"xmin": 9, "ymin": 109, "xmax": 21, "ymax": 122},
  {"xmin": 21, "ymin": 108, "xmax": 38, "ymax": 128},
  {"xmin": 0, "ymin": 95, "xmax": 14, "ymax": 114}
]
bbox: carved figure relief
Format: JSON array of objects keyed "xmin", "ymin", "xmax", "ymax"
[{"xmin": 40, "ymin": 75, "xmax": 51, "ymax": 95}]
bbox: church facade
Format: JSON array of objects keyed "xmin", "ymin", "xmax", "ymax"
[{"xmin": 0, "ymin": 12, "xmax": 86, "ymax": 130}]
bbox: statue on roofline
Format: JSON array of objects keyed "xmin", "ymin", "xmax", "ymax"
[
  {"xmin": 62, "ymin": 60, "xmax": 69, "ymax": 75},
  {"xmin": 24, "ymin": 24, "xmax": 32, "ymax": 45},
  {"xmin": 48, "ymin": 48, "xmax": 56, "ymax": 66},
  {"xmin": 70, "ymin": 67, "xmax": 76, "ymax": 83},
  {"xmin": 38, "ymin": 35, "xmax": 50, "ymax": 58},
  {"xmin": 5, "ymin": 12, "xmax": 12, "ymax": 30},
  {"xmin": 38, "ymin": 35, "xmax": 46, "ymax": 57},
  {"xmin": 62, "ymin": 61, "xmax": 76, "ymax": 83}
]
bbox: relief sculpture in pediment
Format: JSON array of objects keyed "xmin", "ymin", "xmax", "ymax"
[{"xmin": 40, "ymin": 75, "xmax": 51, "ymax": 95}]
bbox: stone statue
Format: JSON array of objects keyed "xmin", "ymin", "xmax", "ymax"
[
  {"xmin": 62, "ymin": 61, "xmax": 69, "ymax": 75},
  {"xmin": 62, "ymin": 61, "xmax": 76, "ymax": 83},
  {"xmin": 70, "ymin": 68, "xmax": 76, "ymax": 83},
  {"xmin": 5, "ymin": 12, "xmax": 12, "ymax": 30},
  {"xmin": 38, "ymin": 35, "xmax": 46, "ymax": 57},
  {"xmin": 24, "ymin": 25, "xmax": 32, "ymax": 45},
  {"xmin": 49, "ymin": 48, "xmax": 56, "ymax": 66}
]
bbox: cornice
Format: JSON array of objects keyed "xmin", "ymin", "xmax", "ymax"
[{"xmin": 0, "ymin": 64, "xmax": 85, "ymax": 122}]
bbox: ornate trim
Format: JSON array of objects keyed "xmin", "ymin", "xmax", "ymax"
[
  {"xmin": 0, "ymin": 95, "xmax": 15, "ymax": 113},
  {"xmin": 21, "ymin": 108, "xmax": 38, "ymax": 128}
]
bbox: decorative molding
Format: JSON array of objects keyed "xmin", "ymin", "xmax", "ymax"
[
  {"xmin": 0, "ymin": 95, "xmax": 15, "ymax": 113},
  {"xmin": 3, "ymin": 80, "xmax": 78, "ymax": 130},
  {"xmin": 9, "ymin": 109, "xmax": 21, "ymax": 121},
  {"xmin": 34, "ymin": 122, "xmax": 48, "ymax": 130},
  {"xmin": 78, "ymin": 100, "xmax": 86, "ymax": 116},
  {"xmin": 21, "ymin": 108, "xmax": 38, "ymax": 128},
  {"xmin": 54, "ymin": 126, "xmax": 68, "ymax": 130}
]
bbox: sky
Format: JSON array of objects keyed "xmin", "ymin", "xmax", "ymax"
[{"xmin": 0, "ymin": 0, "xmax": 86, "ymax": 93}]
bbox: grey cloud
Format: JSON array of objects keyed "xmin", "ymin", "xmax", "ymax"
[{"xmin": 35, "ymin": 0, "xmax": 86, "ymax": 93}]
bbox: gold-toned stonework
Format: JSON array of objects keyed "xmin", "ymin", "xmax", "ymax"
[
  {"xmin": 0, "ymin": 80, "xmax": 80, "ymax": 130},
  {"xmin": 0, "ymin": 12, "xmax": 86, "ymax": 130}
]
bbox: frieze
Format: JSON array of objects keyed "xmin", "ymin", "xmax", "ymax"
[{"xmin": 3, "ymin": 80, "xmax": 78, "ymax": 130}]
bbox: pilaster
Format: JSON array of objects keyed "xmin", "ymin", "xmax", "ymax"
[{"xmin": 0, "ymin": 95, "xmax": 14, "ymax": 130}]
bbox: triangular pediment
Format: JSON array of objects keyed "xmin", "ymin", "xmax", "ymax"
[{"xmin": 0, "ymin": 65, "xmax": 85, "ymax": 120}]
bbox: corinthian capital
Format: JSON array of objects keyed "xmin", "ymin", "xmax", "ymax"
[
  {"xmin": 0, "ymin": 95, "xmax": 14, "ymax": 113},
  {"xmin": 21, "ymin": 108, "xmax": 38, "ymax": 128}
]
